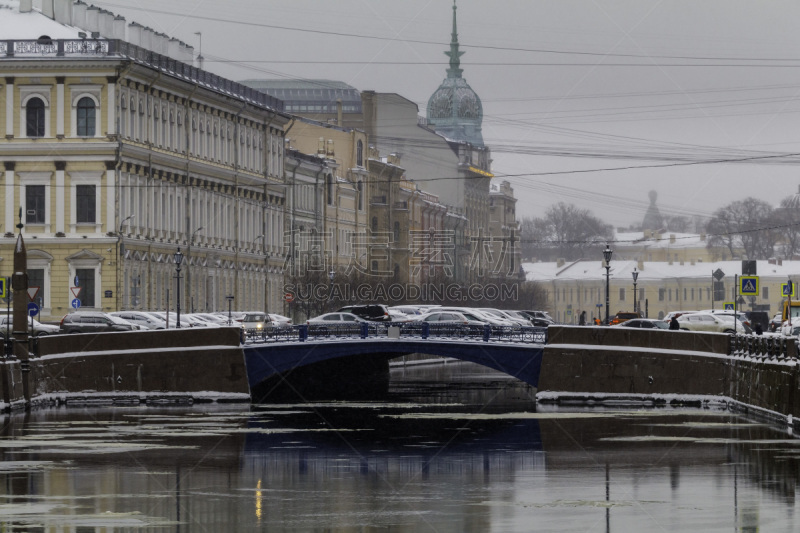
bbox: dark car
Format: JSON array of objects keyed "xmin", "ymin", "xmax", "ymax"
[
  {"xmin": 744, "ymin": 311, "xmax": 769, "ymax": 332},
  {"xmin": 60, "ymin": 311, "xmax": 138, "ymax": 334},
  {"xmin": 336, "ymin": 304, "xmax": 391, "ymax": 322}
]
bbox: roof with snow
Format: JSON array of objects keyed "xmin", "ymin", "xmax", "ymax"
[
  {"xmin": 524, "ymin": 259, "xmax": 800, "ymax": 283},
  {"xmin": 0, "ymin": 0, "xmax": 81, "ymax": 39}
]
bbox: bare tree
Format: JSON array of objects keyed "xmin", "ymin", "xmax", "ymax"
[
  {"xmin": 776, "ymin": 196, "xmax": 800, "ymax": 259},
  {"xmin": 706, "ymin": 197, "xmax": 776, "ymax": 259},
  {"xmin": 521, "ymin": 202, "xmax": 613, "ymax": 261}
]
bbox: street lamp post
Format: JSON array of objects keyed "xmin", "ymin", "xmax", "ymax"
[
  {"xmin": 175, "ymin": 248, "xmax": 184, "ymax": 329},
  {"xmin": 632, "ymin": 267, "xmax": 639, "ymax": 315},
  {"xmin": 117, "ymin": 214, "xmax": 135, "ymax": 311},
  {"xmin": 226, "ymin": 295, "xmax": 235, "ymax": 326},
  {"xmin": 603, "ymin": 244, "xmax": 613, "ymax": 326},
  {"xmin": 328, "ymin": 268, "xmax": 335, "ymax": 311}
]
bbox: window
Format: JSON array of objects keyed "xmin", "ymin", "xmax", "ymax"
[
  {"xmin": 76, "ymin": 97, "xmax": 96, "ymax": 136},
  {"xmin": 26, "ymin": 185, "xmax": 45, "ymax": 224},
  {"xmin": 394, "ymin": 222, "xmax": 400, "ymax": 242},
  {"xmin": 357, "ymin": 140, "xmax": 363, "ymax": 166},
  {"xmin": 76, "ymin": 185, "xmax": 96, "ymax": 223},
  {"xmin": 357, "ymin": 181, "xmax": 363, "ymax": 211},
  {"xmin": 75, "ymin": 268, "xmax": 95, "ymax": 308},
  {"xmin": 619, "ymin": 288, "xmax": 625, "ymax": 301},
  {"xmin": 26, "ymin": 97, "xmax": 46, "ymax": 137},
  {"xmin": 326, "ymin": 174, "xmax": 334, "ymax": 205},
  {"xmin": 659, "ymin": 288, "xmax": 665, "ymax": 301},
  {"xmin": 763, "ymin": 287, "xmax": 769, "ymax": 299}
]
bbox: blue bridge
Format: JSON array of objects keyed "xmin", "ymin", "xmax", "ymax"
[{"xmin": 242, "ymin": 324, "xmax": 546, "ymax": 400}]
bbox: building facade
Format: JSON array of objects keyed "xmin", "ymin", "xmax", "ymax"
[{"xmin": 0, "ymin": 1, "xmax": 289, "ymax": 320}]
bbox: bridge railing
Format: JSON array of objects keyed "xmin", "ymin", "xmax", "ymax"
[
  {"xmin": 730, "ymin": 334, "xmax": 797, "ymax": 361},
  {"xmin": 242, "ymin": 323, "xmax": 547, "ymax": 345}
]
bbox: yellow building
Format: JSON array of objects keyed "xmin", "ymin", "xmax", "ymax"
[{"xmin": 0, "ymin": 2, "xmax": 289, "ymax": 320}]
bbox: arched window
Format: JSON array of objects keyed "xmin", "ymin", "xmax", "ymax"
[
  {"xmin": 26, "ymin": 97, "xmax": 46, "ymax": 137},
  {"xmin": 76, "ymin": 97, "xmax": 96, "ymax": 137},
  {"xmin": 356, "ymin": 140, "xmax": 363, "ymax": 166}
]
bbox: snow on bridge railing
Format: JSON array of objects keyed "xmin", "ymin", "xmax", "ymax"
[
  {"xmin": 243, "ymin": 323, "xmax": 547, "ymax": 345},
  {"xmin": 730, "ymin": 333, "xmax": 797, "ymax": 361}
]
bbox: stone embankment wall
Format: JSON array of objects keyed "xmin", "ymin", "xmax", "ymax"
[
  {"xmin": 540, "ymin": 326, "xmax": 800, "ymax": 427},
  {"xmin": 0, "ymin": 327, "xmax": 249, "ymax": 410}
]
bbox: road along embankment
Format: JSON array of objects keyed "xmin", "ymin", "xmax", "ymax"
[
  {"xmin": 0, "ymin": 327, "xmax": 249, "ymax": 410},
  {"xmin": 539, "ymin": 326, "xmax": 800, "ymax": 428}
]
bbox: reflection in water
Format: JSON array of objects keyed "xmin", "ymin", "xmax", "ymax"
[{"xmin": 0, "ymin": 362, "xmax": 794, "ymax": 531}]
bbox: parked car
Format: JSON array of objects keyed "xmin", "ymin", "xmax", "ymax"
[
  {"xmin": 60, "ymin": 311, "xmax": 140, "ymax": 334},
  {"xmin": 676, "ymin": 313, "xmax": 741, "ymax": 334},
  {"xmin": 479, "ymin": 308, "xmax": 529, "ymax": 326},
  {"xmin": 336, "ymin": 304, "xmax": 391, "ymax": 322},
  {"xmin": 662, "ymin": 310, "xmax": 700, "ymax": 324},
  {"xmin": 609, "ymin": 312, "xmax": 640, "ymax": 325},
  {"xmin": 0, "ymin": 313, "xmax": 60, "ymax": 337},
  {"xmin": 698, "ymin": 309, "xmax": 751, "ymax": 329},
  {"xmin": 110, "ymin": 311, "xmax": 167, "ymax": 330},
  {"xmin": 436, "ymin": 307, "xmax": 514, "ymax": 326},
  {"xmin": 522, "ymin": 310, "xmax": 555, "ymax": 323},
  {"xmin": 145, "ymin": 312, "xmax": 192, "ymax": 329},
  {"xmin": 612, "ymin": 318, "xmax": 669, "ymax": 330},
  {"xmin": 308, "ymin": 312, "xmax": 366, "ymax": 325},
  {"xmin": 268, "ymin": 313, "xmax": 292, "ymax": 326},
  {"xmin": 413, "ymin": 311, "xmax": 487, "ymax": 327}
]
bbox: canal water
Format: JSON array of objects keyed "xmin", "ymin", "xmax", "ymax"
[{"xmin": 0, "ymin": 361, "xmax": 797, "ymax": 531}]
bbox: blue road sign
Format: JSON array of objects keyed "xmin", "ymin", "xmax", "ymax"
[
  {"xmin": 27, "ymin": 302, "xmax": 39, "ymax": 317},
  {"xmin": 74, "ymin": 275, "xmax": 79, "ymax": 287},
  {"xmin": 71, "ymin": 298, "xmax": 81, "ymax": 309},
  {"xmin": 739, "ymin": 276, "xmax": 759, "ymax": 296},
  {"xmin": 782, "ymin": 283, "xmax": 796, "ymax": 298},
  {"xmin": 723, "ymin": 302, "xmax": 735, "ymax": 310},
  {"xmin": 0, "ymin": 277, "xmax": 7, "ymax": 299}
]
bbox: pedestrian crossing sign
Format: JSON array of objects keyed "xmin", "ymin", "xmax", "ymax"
[
  {"xmin": 723, "ymin": 302, "xmax": 735, "ymax": 310},
  {"xmin": 0, "ymin": 277, "xmax": 7, "ymax": 299},
  {"xmin": 739, "ymin": 276, "xmax": 759, "ymax": 296},
  {"xmin": 782, "ymin": 282, "xmax": 796, "ymax": 298}
]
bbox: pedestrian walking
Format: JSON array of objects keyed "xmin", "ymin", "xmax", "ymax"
[
  {"xmin": 754, "ymin": 323, "xmax": 763, "ymax": 336},
  {"xmin": 669, "ymin": 316, "xmax": 680, "ymax": 330},
  {"xmin": 579, "ymin": 310, "xmax": 586, "ymax": 326}
]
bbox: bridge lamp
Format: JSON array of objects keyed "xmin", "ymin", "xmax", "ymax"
[
  {"xmin": 603, "ymin": 245, "xmax": 613, "ymax": 326},
  {"xmin": 174, "ymin": 248, "xmax": 184, "ymax": 328},
  {"xmin": 632, "ymin": 267, "xmax": 639, "ymax": 315}
]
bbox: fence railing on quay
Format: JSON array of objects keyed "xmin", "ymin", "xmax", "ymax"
[
  {"xmin": 729, "ymin": 334, "xmax": 798, "ymax": 361},
  {"xmin": 242, "ymin": 323, "xmax": 548, "ymax": 345}
]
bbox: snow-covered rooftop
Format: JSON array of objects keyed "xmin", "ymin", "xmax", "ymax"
[
  {"xmin": 524, "ymin": 258, "xmax": 800, "ymax": 282},
  {"xmin": 0, "ymin": 0, "xmax": 81, "ymax": 39}
]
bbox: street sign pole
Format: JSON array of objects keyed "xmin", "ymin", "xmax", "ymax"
[{"xmin": 734, "ymin": 274, "xmax": 737, "ymax": 335}]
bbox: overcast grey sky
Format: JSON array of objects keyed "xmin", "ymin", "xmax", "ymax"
[{"xmin": 90, "ymin": 0, "xmax": 800, "ymax": 228}]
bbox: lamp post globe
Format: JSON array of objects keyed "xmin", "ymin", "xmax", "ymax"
[
  {"xmin": 175, "ymin": 248, "xmax": 184, "ymax": 329},
  {"xmin": 602, "ymin": 245, "xmax": 613, "ymax": 325},
  {"xmin": 632, "ymin": 267, "xmax": 639, "ymax": 315}
]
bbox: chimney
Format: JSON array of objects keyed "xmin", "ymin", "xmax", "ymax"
[
  {"xmin": 72, "ymin": 1, "xmax": 87, "ymax": 29},
  {"xmin": 85, "ymin": 5, "xmax": 100, "ymax": 34},
  {"xmin": 98, "ymin": 10, "xmax": 114, "ymax": 38},
  {"xmin": 556, "ymin": 258, "xmax": 565, "ymax": 268},
  {"xmin": 778, "ymin": 258, "xmax": 783, "ymax": 266},
  {"xmin": 317, "ymin": 137, "xmax": 325, "ymax": 155},
  {"xmin": 769, "ymin": 258, "xmax": 776, "ymax": 265},
  {"xmin": 20, "ymin": 0, "xmax": 32, "ymax": 13},
  {"xmin": 53, "ymin": 0, "xmax": 71, "ymax": 24},
  {"xmin": 637, "ymin": 259, "xmax": 644, "ymax": 270},
  {"xmin": 41, "ymin": 0, "xmax": 54, "ymax": 19},
  {"xmin": 128, "ymin": 22, "xmax": 143, "ymax": 47},
  {"xmin": 142, "ymin": 26, "xmax": 155, "ymax": 51},
  {"xmin": 700, "ymin": 233, "xmax": 706, "ymax": 242},
  {"xmin": 168, "ymin": 38, "xmax": 182, "ymax": 60},
  {"xmin": 690, "ymin": 259, "xmax": 696, "ymax": 265},
  {"xmin": 326, "ymin": 139, "xmax": 335, "ymax": 157},
  {"xmin": 181, "ymin": 43, "xmax": 194, "ymax": 65},
  {"xmin": 670, "ymin": 234, "xmax": 676, "ymax": 243},
  {"xmin": 111, "ymin": 15, "xmax": 126, "ymax": 40}
]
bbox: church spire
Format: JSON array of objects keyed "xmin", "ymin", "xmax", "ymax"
[{"xmin": 445, "ymin": 0, "xmax": 464, "ymax": 78}]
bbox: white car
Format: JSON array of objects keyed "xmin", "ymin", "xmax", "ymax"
[
  {"xmin": 478, "ymin": 308, "xmax": 527, "ymax": 326},
  {"xmin": 110, "ymin": 311, "xmax": 167, "ymax": 330},
  {"xmin": 0, "ymin": 313, "xmax": 60, "ymax": 337},
  {"xmin": 413, "ymin": 311, "xmax": 487, "ymax": 327},
  {"xmin": 307, "ymin": 312, "xmax": 366, "ymax": 325},
  {"xmin": 145, "ymin": 311, "xmax": 192, "ymax": 329},
  {"xmin": 437, "ymin": 307, "xmax": 513, "ymax": 326}
]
